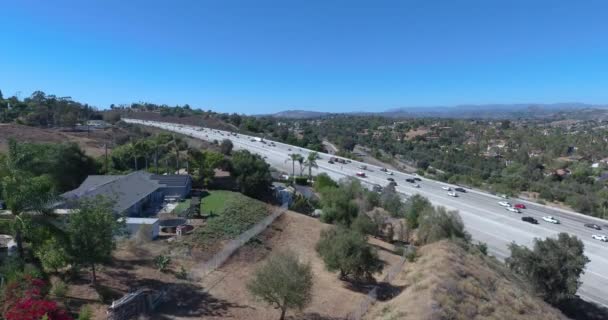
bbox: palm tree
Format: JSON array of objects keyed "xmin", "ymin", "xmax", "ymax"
[
  {"xmin": 285, "ymin": 153, "xmax": 302, "ymax": 182},
  {"xmin": 297, "ymin": 156, "xmax": 304, "ymax": 176},
  {"xmin": 304, "ymin": 152, "xmax": 318, "ymax": 180}
]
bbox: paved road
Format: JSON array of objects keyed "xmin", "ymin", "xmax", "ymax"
[{"xmin": 125, "ymin": 118, "xmax": 608, "ymax": 307}]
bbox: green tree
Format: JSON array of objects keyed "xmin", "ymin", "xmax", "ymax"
[
  {"xmin": 316, "ymin": 227, "xmax": 383, "ymax": 281},
  {"xmin": 319, "ymin": 187, "xmax": 359, "ymax": 226},
  {"xmin": 404, "ymin": 194, "xmax": 432, "ymax": 229},
  {"xmin": 231, "ymin": 150, "xmax": 272, "ymax": 198},
  {"xmin": 1, "ymin": 140, "xmax": 56, "ymax": 257},
  {"xmin": 190, "ymin": 149, "xmax": 224, "ymax": 185},
  {"xmin": 220, "ymin": 139, "xmax": 234, "ymax": 155},
  {"xmin": 35, "ymin": 237, "xmax": 70, "ymax": 273},
  {"xmin": 304, "ymin": 152, "xmax": 318, "ymax": 180},
  {"xmin": 351, "ymin": 213, "xmax": 377, "ymax": 236},
  {"xmin": 67, "ymin": 197, "xmax": 123, "ymax": 285},
  {"xmin": 506, "ymin": 233, "xmax": 589, "ymax": 304},
  {"xmin": 313, "ymin": 173, "xmax": 337, "ymax": 192},
  {"xmin": 417, "ymin": 206, "xmax": 469, "ymax": 245},
  {"xmin": 247, "ymin": 251, "xmax": 313, "ymax": 320}
]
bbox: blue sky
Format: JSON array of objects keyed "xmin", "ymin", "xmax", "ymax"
[{"xmin": 1, "ymin": 0, "xmax": 607, "ymax": 114}]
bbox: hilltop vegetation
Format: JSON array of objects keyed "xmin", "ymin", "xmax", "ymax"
[{"xmin": 364, "ymin": 240, "xmax": 568, "ymax": 320}]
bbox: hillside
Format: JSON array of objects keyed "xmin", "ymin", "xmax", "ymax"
[
  {"xmin": 195, "ymin": 211, "xmax": 403, "ymax": 320},
  {"xmin": 121, "ymin": 111, "xmax": 238, "ymax": 131},
  {"xmin": 364, "ymin": 240, "xmax": 567, "ymax": 320},
  {"xmin": 0, "ymin": 123, "xmax": 133, "ymax": 157}
]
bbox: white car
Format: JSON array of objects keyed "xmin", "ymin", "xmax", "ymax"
[
  {"xmin": 542, "ymin": 216, "xmax": 560, "ymax": 224},
  {"xmin": 413, "ymin": 184, "xmax": 421, "ymax": 188},
  {"xmin": 506, "ymin": 207, "xmax": 521, "ymax": 213},
  {"xmin": 442, "ymin": 186, "xmax": 451, "ymax": 191},
  {"xmin": 498, "ymin": 201, "xmax": 511, "ymax": 207},
  {"xmin": 447, "ymin": 191, "xmax": 458, "ymax": 197},
  {"xmin": 386, "ymin": 171, "xmax": 394, "ymax": 175},
  {"xmin": 592, "ymin": 234, "xmax": 608, "ymax": 242}
]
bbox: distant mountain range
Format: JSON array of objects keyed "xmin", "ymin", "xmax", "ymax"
[{"xmin": 264, "ymin": 103, "xmax": 608, "ymax": 120}]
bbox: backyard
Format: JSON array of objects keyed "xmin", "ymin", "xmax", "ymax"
[{"xmin": 199, "ymin": 190, "xmax": 239, "ymax": 216}]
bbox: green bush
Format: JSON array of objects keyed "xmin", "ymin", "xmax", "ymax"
[
  {"xmin": 154, "ymin": 255, "xmax": 171, "ymax": 272},
  {"xmin": 78, "ymin": 305, "xmax": 93, "ymax": 320},
  {"xmin": 51, "ymin": 280, "xmax": 68, "ymax": 298},
  {"xmin": 294, "ymin": 176, "xmax": 308, "ymax": 185},
  {"xmin": 405, "ymin": 249, "xmax": 417, "ymax": 263}
]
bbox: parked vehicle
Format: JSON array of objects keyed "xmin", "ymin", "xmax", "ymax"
[
  {"xmin": 356, "ymin": 171, "xmax": 366, "ymax": 177},
  {"xmin": 514, "ymin": 203, "xmax": 526, "ymax": 209},
  {"xmin": 413, "ymin": 177, "xmax": 422, "ymax": 181},
  {"xmin": 405, "ymin": 178, "xmax": 415, "ymax": 183},
  {"xmin": 592, "ymin": 234, "xmax": 608, "ymax": 242},
  {"xmin": 447, "ymin": 191, "xmax": 458, "ymax": 197},
  {"xmin": 380, "ymin": 168, "xmax": 388, "ymax": 172},
  {"xmin": 387, "ymin": 177, "xmax": 395, "ymax": 182},
  {"xmin": 521, "ymin": 216, "xmax": 538, "ymax": 224},
  {"xmin": 359, "ymin": 165, "xmax": 367, "ymax": 170},
  {"xmin": 442, "ymin": 186, "xmax": 451, "ymax": 191},
  {"xmin": 328, "ymin": 160, "xmax": 334, "ymax": 164},
  {"xmin": 454, "ymin": 187, "xmax": 466, "ymax": 193}
]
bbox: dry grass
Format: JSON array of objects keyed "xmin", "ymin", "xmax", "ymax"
[
  {"xmin": 0, "ymin": 123, "xmax": 132, "ymax": 156},
  {"xmin": 364, "ymin": 240, "xmax": 568, "ymax": 320},
  {"xmin": 197, "ymin": 211, "xmax": 403, "ymax": 320}
]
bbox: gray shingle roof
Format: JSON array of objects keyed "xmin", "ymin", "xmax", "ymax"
[{"xmin": 62, "ymin": 171, "xmax": 162, "ymax": 214}]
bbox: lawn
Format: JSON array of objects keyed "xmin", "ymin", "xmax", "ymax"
[
  {"xmin": 200, "ymin": 190, "xmax": 239, "ymax": 215},
  {"xmin": 173, "ymin": 199, "xmax": 191, "ymax": 215}
]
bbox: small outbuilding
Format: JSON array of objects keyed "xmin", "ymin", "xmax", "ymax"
[{"xmin": 123, "ymin": 217, "xmax": 160, "ymax": 240}]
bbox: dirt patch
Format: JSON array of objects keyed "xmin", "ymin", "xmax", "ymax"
[
  {"xmin": 0, "ymin": 123, "xmax": 132, "ymax": 157},
  {"xmin": 404, "ymin": 127, "xmax": 430, "ymax": 140},
  {"xmin": 197, "ymin": 211, "xmax": 402, "ymax": 320}
]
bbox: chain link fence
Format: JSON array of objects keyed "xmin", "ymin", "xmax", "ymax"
[
  {"xmin": 191, "ymin": 202, "xmax": 288, "ymax": 280},
  {"xmin": 347, "ymin": 245, "xmax": 414, "ymax": 320}
]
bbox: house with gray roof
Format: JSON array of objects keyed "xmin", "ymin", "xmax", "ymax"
[{"xmin": 60, "ymin": 171, "xmax": 191, "ymax": 216}]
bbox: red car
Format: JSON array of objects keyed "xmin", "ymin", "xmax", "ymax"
[{"xmin": 514, "ymin": 204, "xmax": 526, "ymax": 209}]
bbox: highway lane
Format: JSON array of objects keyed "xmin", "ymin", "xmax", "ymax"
[{"xmin": 124, "ymin": 118, "xmax": 608, "ymax": 307}]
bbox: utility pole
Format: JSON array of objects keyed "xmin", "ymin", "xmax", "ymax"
[{"xmin": 104, "ymin": 143, "xmax": 108, "ymax": 173}]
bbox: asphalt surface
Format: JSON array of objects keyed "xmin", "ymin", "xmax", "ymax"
[{"xmin": 124, "ymin": 118, "xmax": 608, "ymax": 307}]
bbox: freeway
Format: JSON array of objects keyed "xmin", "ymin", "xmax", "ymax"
[{"xmin": 124, "ymin": 118, "xmax": 608, "ymax": 307}]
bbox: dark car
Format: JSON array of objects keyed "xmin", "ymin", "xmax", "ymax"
[
  {"xmin": 388, "ymin": 181, "xmax": 397, "ymax": 187},
  {"xmin": 585, "ymin": 223, "xmax": 602, "ymax": 230},
  {"xmin": 405, "ymin": 178, "xmax": 415, "ymax": 183},
  {"xmin": 454, "ymin": 187, "xmax": 467, "ymax": 193},
  {"xmin": 414, "ymin": 177, "xmax": 422, "ymax": 181},
  {"xmin": 387, "ymin": 177, "xmax": 395, "ymax": 182},
  {"xmin": 522, "ymin": 216, "xmax": 538, "ymax": 224},
  {"xmin": 328, "ymin": 160, "xmax": 334, "ymax": 164}
]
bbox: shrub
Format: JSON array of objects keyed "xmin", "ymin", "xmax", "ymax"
[
  {"xmin": 154, "ymin": 255, "xmax": 171, "ymax": 272},
  {"xmin": 50, "ymin": 280, "xmax": 68, "ymax": 298},
  {"xmin": 77, "ymin": 305, "xmax": 93, "ymax": 320},
  {"xmin": 405, "ymin": 249, "xmax": 417, "ymax": 263},
  {"xmin": 294, "ymin": 176, "xmax": 308, "ymax": 185},
  {"xmin": 175, "ymin": 266, "xmax": 188, "ymax": 280},
  {"xmin": 417, "ymin": 206, "xmax": 470, "ymax": 245}
]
